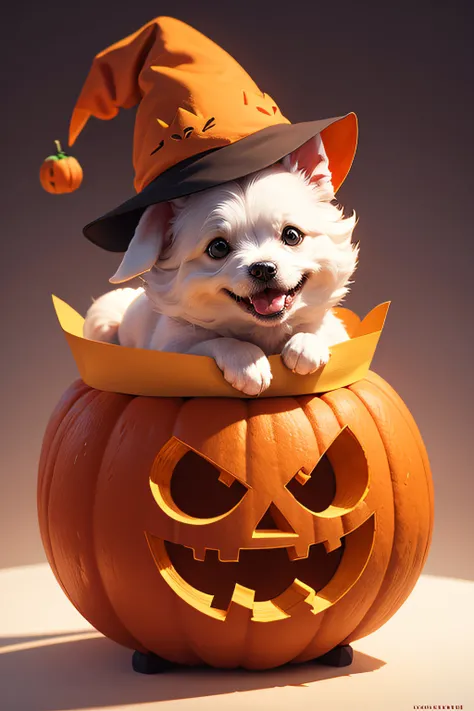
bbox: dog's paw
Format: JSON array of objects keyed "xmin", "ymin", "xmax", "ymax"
[
  {"xmin": 281, "ymin": 333, "xmax": 331, "ymax": 375},
  {"xmin": 83, "ymin": 320, "xmax": 120, "ymax": 343},
  {"xmin": 214, "ymin": 343, "xmax": 272, "ymax": 396}
]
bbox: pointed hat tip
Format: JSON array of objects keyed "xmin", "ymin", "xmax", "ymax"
[{"xmin": 69, "ymin": 107, "xmax": 92, "ymax": 147}]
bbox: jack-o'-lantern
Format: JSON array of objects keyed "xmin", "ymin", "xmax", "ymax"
[{"xmin": 38, "ymin": 370, "xmax": 433, "ymax": 671}]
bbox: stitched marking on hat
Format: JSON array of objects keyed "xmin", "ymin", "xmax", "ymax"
[
  {"xmin": 150, "ymin": 140, "xmax": 165, "ymax": 155},
  {"xmin": 257, "ymin": 106, "xmax": 272, "ymax": 116},
  {"xmin": 202, "ymin": 117, "xmax": 216, "ymax": 132},
  {"xmin": 243, "ymin": 91, "xmax": 248, "ymax": 105},
  {"xmin": 151, "ymin": 116, "xmax": 215, "ymax": 151}
]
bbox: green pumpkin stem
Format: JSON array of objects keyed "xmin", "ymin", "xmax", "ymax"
[{"xmin": 54, "ymin": 139, "xmax": 66, "ymax": 158}]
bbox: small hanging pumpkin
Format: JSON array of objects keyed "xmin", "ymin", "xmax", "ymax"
[{"xmin": 39, "ymin": 140, "xmax": 83, "ymax": 194}]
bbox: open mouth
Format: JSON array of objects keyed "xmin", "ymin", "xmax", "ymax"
[
  {"xmin": 145, "ymin": 515, "xmax": 374, "ymax": 622},
  {"xmin": 225, "ymin": 275, "xmax": 307, "ymax": 320}
]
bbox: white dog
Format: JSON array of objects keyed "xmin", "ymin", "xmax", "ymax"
[{"xmin": 84, "ymin": 134, "xmax": 358, "ymax": 395}]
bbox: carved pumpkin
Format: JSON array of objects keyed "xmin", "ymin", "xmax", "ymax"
[
  {"xmin": 37, "ymin": 371, "xmax": 433, "ymax": 670},
  {"xmin": 39, "ymin": 140, "xmax": 83, "ymax": 194}
]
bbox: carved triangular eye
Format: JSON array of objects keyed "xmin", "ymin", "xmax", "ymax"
[
  {"xmin": 287, "ymin": 454, "xmax": 336, "ymax": 513},
  {"xmin": 170, "ymin": 450, "xmax": 247, "ymax": 519},
  {"xmin": 286, "ymin": 426, "xmax": 369, "ymax": 514}
]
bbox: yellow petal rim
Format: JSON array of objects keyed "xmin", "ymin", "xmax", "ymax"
[{"xmin": 52, "ymin": 296, "xmax": 390, "ymax": 398}]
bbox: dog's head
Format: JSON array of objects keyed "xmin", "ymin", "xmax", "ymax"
[{"xmin": 110, "ymin": 135, "xmax": 358, "ymax": 334}]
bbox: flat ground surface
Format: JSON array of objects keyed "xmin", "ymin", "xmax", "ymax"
[{"xmin": 0, "ymin": 564, "xmax": 471, "ymax": 711}]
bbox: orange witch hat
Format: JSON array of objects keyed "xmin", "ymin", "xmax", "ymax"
[{"xmin": 65, "ymin": 16, "xmax": 357, "ymax": 252}]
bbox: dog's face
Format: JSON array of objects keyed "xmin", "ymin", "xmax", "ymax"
[{"xmin": 110, "ymin": 135, "xmax": 358, "ymax": 336}]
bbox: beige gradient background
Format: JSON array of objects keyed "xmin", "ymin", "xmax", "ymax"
[{"xmin": 1, "ymin": 0, "xmax": 473, "ymax": 585}]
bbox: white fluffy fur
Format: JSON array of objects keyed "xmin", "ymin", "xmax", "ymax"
[{"xmin": 84, "ymin": 136, "xmax": 358, "ymax": 395}]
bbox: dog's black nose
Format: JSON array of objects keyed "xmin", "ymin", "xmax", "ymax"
[{"xmin": 248, "ymin": 261, "xmax": 278, "ymax": 282}]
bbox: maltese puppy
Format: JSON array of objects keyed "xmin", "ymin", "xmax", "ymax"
[{"xmin": 84, "ymin": 134, "xmax": 358, "ymax": 395}]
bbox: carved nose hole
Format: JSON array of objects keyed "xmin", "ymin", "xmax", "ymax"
[{"xmin": 254, "ymin": 503, "xmax": 296, "ymax": 534}]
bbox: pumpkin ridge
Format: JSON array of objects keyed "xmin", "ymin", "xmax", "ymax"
[
  {"xmin": 343, "ymin": 380, "xmax": 432, "ymax": 639},
  {"xmin": 230, "ymin": 397, "xmax": 252, "ymax": 668},
  {"xmin": 38, "ymin": 381, "xmax": 91, "ymax": 583},
  {"xmin": 318, "ymin": 387, "xmax": 393, "ymax": 642},
  {"xmin": 89, "ymin": 393, "xmax": 150, "ymax": 651},
  {"xmin": 288, "ymin": 394, "xmax": 330, "ymax": 660},
  {"xmin": 242, "ymin": 396, "xmax": 319, "ymax": 669},
  {"xmin": 63, "ymin": 154, "xmax": 73, "ymax": 189},
  {"xmin": 299, "ymin": 396, "xmax": 333, "ymax": 456},
  {"xmin": 162, "ymin": 397, "xmax": 208, "ymax": 663},
  {"xmin": 47, "ymin": 389, "xmax": 143, "ymax": 651},
  {"xmin": 42, "ymin": 387, "xmax": 104, "ymax": 601},
  {"xmin": 350, "ymin": 379, "xmax": 432, "ymax": 565},
  {"xmin": 243, "ymin": 397, "xmax": 251, "ymax": 493},
  {"xmin": 293, "ymin": 397, "xmax": 335, "ymax": 660},
  {"xmin": 362, "ymin": 372, "xmax": 435, "ymax": 570},
  {"xmin": 295, "ymin": 394, "xmax": 377, "ymax": 661}
]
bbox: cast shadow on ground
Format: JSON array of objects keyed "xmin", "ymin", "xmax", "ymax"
[{"xmin": 0, "ymin": 633, "xmax": 385, "ymax": 710}]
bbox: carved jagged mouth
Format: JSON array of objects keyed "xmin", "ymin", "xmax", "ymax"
[
  {"xmin": 224, "ymin": 275, "xmax": 307, "ymax": 321},
  {"xmin": 145, "ymin": 515, "xmax": 375, "ymax": 622}
]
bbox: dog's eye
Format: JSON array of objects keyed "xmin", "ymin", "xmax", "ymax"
[
  {"xmin": 206, "ymin": 238, "xmax": 231, "ymax": 259},
  {"xmin": 282, "ymin": 226, "xmax": 304, "ymax": 246}
]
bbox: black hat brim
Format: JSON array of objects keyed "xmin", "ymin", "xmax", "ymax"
[{"xmin": 83, "ymin": 115, "xmax": 356, "ymax": 253}]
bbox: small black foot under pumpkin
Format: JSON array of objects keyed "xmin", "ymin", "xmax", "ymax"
[
  {"xmin": 313, "ymin": 644, "xmax": 353, "ymax": 667},
  {"xmin": 132, "ymin": 644, "xmax": 354, "ymax": 674},
  {"xmin": 132, "ymin": 650, "xmax": 177, "ymax": 674}
]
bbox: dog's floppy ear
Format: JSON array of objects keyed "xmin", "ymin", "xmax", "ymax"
[
  {"xmin": 282, "ymin": 134, "xmax": 334, "ymax": 199},
  {"xmin": 109, "ymin": 202, "xmax": 173, "ymax": 284}
]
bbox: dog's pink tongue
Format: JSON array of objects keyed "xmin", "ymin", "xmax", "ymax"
[{"xmin": 251, "ymin": 289, "xmax": 286, "ymax": 315}]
